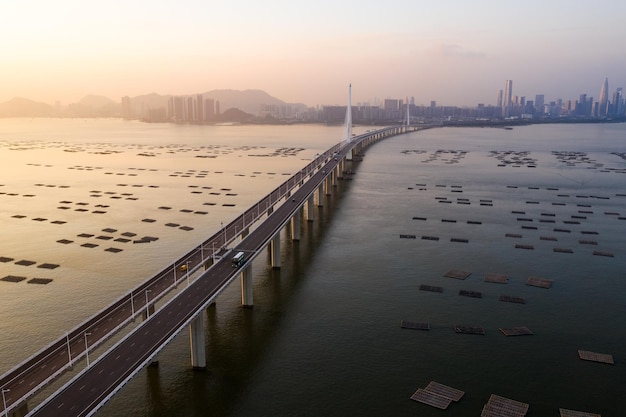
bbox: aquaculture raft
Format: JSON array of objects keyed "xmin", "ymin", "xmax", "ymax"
[
  {"xmin": 578, "ymin": 350, "xmax": 614, "ymax": 364},
  {"xmin": 481, "ymin": 394, "xmax": 529, "ymax": 416},
  {"xmin": 410, "ymin": 381, "xmax": 464, "ymax": 410},
  {"xmin": 559, "ymin": 408, "xmax": 601, "ymax": 417},
  {"xmin": 485, "ymin": 273, "xmax": 508, "ymax": 284},
  {"xmin": 400, "ymin": 321, "xmax": 430, "ymax": 331},
  {"xmin": 443, "ymin": 270, "xmax": 471, "ymax": 280},
  {"xmin": 499, "ymin": 326, "xmax": 533, "ymax": 336},
  {"xmin": 419, "ymin": 284, "xmax": 443, "ymax": 293},
  {"xmin": 526, "ymin": 276, "xmax": 553, "ymax": 289},
  {"xmin": 454, "ymin": 325, "xmax": 485, "ymax": 335}
]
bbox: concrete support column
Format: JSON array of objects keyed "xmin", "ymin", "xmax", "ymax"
[
  {"xmin": 307, "ymin": 195, "xmax": 315, "ymax": 222},
  {"xmin": 291, "ymin": 209, "xmax": 301, "ymax": 241},
  {"xmin": 240, "ymin": 227, "xmax": 249, "ymax": 239},
  {"xmin": 317, "ymin": 184, "xmax": 324, "ymax": 207},
  {"xmin": 189, "ymin": 314, "xmax": 206, "ymax": 369},
  {"xmin": 240, "ymin": 266, "xmax": 253, "ymax": 307},
  {"xmin": 333, "ymin": 165, "xmax": 340, "ymax": 185},
  {"xmin": 325, "ymin": 176, "xmax": 332, "ymax": 195},
  {"xmin": 270, "ymin": 233, "xmax": 281, "ymax": 269}
]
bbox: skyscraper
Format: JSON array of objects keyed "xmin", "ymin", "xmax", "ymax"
[
  {"xmin": 534, "ymin": 94, "xmax": 545, "ymax": 113},
  {"xmin": 503, "ymin": 80, "xmax": 513, "ymax": 117},
  {"xmin": 598, "ymin": 77, "xmax": 609, "ymax": 117}
]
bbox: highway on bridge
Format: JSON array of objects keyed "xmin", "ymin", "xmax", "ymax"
[
  {"xmin": 26, "ymin": 138, "xmax": 354, "ymax": 417},
  {"xmin": 0, "ymin": 126, "xmax": 418, "ymax": 417}
]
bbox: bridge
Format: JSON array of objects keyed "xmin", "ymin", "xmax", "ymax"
[{"xmin": 0, "ymin": 122, "xmax": 425, "ymax": 417}]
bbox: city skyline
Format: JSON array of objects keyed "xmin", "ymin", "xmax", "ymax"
[{"xmin": 2, "ymin": 1, "xmax": 625, "ymax": 107}]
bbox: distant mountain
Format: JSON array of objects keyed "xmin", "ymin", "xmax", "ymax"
[
  {"xmin": 128, "ymin": 89, "xmax": 306, "ymax": 116},
  {"xmin": 0, "ymin": 89, "xmax": 306, "ymax": 118},
  {"xmin": 66, "ymin": 95, "xmax": 120, "ymax": 117},
  {"xmin": 200, "ymin": 89, "xmax": 289, "ymax": 114},
  {"xmin": 0, "ymin": 97, "xmax": 55, "ymax": 117},
  {"xmin": 77, "ymin": 94, "xmax": 118, "ymax": 108}
]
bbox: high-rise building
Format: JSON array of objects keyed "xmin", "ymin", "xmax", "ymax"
[
  {"xmin": 196, "ymin": 94, "xmax": 204, "ymax": 122},
  {"xmin": 503, "ymin": 80, "xmax": 513, "ymax": 117},
  {"xmin": 598, "ymin": 77, "xmax": 609, "ymax": 117},
  {"xmin": 497, "ymin": 90, "xmax": 503, "ymax": 108},
  {"xmin": 614, "ymin": 88, "xmax": 624, "ymax": 116},
  {"xmin": 534, "ymin": 94, "xmax": 544, "ymax": 113}
]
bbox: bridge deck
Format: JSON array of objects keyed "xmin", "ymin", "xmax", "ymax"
[{"xmin": 1, "ymin": 125, "xmax": 422, "ymax": 417}]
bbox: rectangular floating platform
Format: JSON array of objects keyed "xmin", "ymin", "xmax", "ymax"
[
  {"xmin": 459, "ymin": 290, "xmax": 482, "ymax": 298},
  {"xmin": 499, "ymin": 326, "xmax": 533, "ymax": 336},
  {"xmin": 481, "ymin": 394, "xmax": 529, "ymax": 417},
  {"xmin": 515, "ymin": 244, "xmax": 534, "ymax": 250},
  {"xmin": 444, "ymin": 270, "xmax": 471, "ymax": 280},
  {"xmin": 399, "ymin": 234, "xmax": 416, "ymax": 239},
  {"xmin": 28, "ymin": 278, "xmax": 53, "ymax": 285},
  {"xmin": 1, "ymin": 275, "xmax": 27, "ymax": 283},
  {"xmin": 499, "ymin": 295, "xmax": 526, "ymax": 304},
  {"xmin": 450, "ymin": 238, "xmax": 469, "ymax": 243},
  {"xmin": 593, "ymin": 251, "xmax": 614, "ymax": 257},
  {"xmin": 526, "ymin": 276, "xmax": 553, "ymax": 289},
  {"xmin": 400, "ymin": 320, "xmax": 430, "ymax": 330},
  {"xmin": 424, "ymin": 381, "xmax": 465, "ymax": 402},
  {"xmin": 419, "ymin": 284, "xmax": 443, "ymax": 293},
  {"xmin": 559, "ymin": 408, "xmax": 601, "ymax": 417},
  {"xmin": 485, "ymin": 273, "xmax": 508, "ymax": 284},
  {"xmin": 578, "ymin": 350, "xmax": 614, "ymax": 364},
  {"xmin": 410, "ymin": 388, "xmax": 452, "ymax": 410},
  {"xmin": 454, "ymin": 325, "xmax": 485, "ymax": 335},
  {"xmin": 506, "ymin": 233, "xmax": 522, "ymax": 238},
  {"xmin": 422, "ymin": 235, "xmax": 440, "ymax": 241},
  {"xmin": 554, "ymin": 248, "xmax": 574, "ymax": 253}
]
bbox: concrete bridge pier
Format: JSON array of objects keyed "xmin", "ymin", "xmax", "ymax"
[
  {"xmin": 325, "ymin": 176, "xmax": 332, "ymax": 195},
  {"xmin": 306, "ymin": 195, "xmax": 315, "ymax": 222},
  {"xmin": 317, "ymin": 184, "xmax": 324, "ymax": 207},
  {"xmin": 189, "ymin": 314, "xmax": 206, "ymax": 369},
  {"xmin": 270, "ymin": 233, "xmax": 281, "ymax": 269},
  {"xmin": 240, "ymin": 266, "xmax": 253, "ymax": 307},
  {"xmin": 291, "ymin": 209, "xmax": 301, "ymax": 241}
]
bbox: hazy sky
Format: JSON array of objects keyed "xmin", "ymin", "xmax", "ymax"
[{"xmin": 2, "ymin": 0, "xmax": 625, "ymax": 107}]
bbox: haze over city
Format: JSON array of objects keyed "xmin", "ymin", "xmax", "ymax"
[{"xmin": 2, "ymin": 0, "xmax": 625, "ymax": 107}]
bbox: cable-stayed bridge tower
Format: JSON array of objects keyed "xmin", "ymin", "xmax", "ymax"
[{"xmin": 344, "ymin": 84, "xmax": 353, "ymax": 144}]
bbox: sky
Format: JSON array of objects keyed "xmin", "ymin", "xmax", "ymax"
[{"xmin": 2, "ymin": 0, "xmax": 626, "ymax": 107}]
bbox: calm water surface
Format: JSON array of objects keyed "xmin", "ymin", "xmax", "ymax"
[{"xmin": 1, "ymin": 120, "xmax": 625, "ymax": 416}]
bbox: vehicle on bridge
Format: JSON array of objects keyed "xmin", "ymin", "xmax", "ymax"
[{"xmin": 232, "ymin": 251, "xmax": 246, "ymax": 268}]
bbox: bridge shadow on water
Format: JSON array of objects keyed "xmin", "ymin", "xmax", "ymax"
[{"xmin": 100, "ymin": 176, "xmax": 355, "ymax": 417}]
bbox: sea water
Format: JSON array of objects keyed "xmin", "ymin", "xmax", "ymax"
[{"xmin": 1, "ymin": 120, "xmax": 625, "ymax": 416}]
